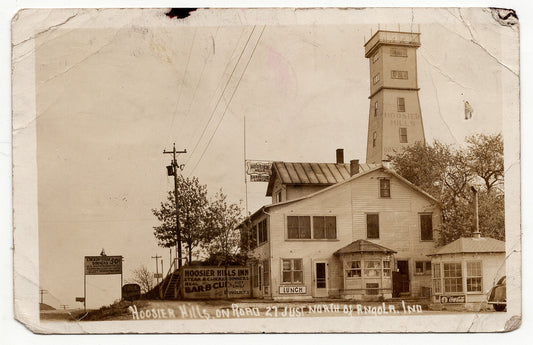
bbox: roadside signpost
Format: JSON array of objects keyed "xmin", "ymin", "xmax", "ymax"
[{"xmin": 83, "ymin": 253, "xmax": 123, "ymax": 311}]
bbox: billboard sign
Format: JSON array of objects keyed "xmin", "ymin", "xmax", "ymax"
[
  {"xmin": 246, "ymin": 161, "xmax": 271, "ymax": 182},
  {"xmin": 84, "ymin": 255, "xmax": 122, "ymax": 275},
  {"xmin": 182, "ymin": 266, "xmax": 251, "ymax": 299}
]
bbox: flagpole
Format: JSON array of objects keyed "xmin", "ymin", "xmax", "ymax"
[{"xmin": 244, "ymin": 115, "xmax": 248, "ymax": 215}]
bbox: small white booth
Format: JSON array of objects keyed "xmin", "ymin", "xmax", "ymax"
[
  {"xmin": 428, "ymin": 235, "xmax": 505, "ymax": 310},
  {"xmin": 334, "ymin": 239, "xmax": 396, "ymax": 300}
]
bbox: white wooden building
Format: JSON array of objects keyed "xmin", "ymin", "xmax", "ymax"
[{"xmin": 241, "ymin": 152, "xmax": 442, "ymax": 300}]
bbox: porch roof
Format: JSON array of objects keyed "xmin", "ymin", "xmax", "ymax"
[
  {"xmin": 334, "ymin": 239, "xmax": 397, "ymax": 255},
  {"xmin": 428, "ymin": 237, "xmax": 505, "ymax": 256}
]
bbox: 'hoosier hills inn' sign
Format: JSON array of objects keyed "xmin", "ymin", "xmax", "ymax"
[{"xmin": 182, "ymin": 267, "xmax": 251, "ymax": 299}]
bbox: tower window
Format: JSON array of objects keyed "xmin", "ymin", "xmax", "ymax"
[
  {"xmin": 373, "ymin": 73, "xmax": 380, "ymax": 85},
  {"xmin": 390, "ymin": 47, "xmax": 408, "ymax": 57},
  {"xmin": 400, "ymin": 128, "xmax": 408, "ymax": 143},
  {"xmin": 372, "ymin": 132, "xmax": 377, "ymax": 147},
  {"xmin": 391, "ymin": 70, "xmax": 408, "ymax": 79},
  {"xmin": 397, "ymin": 97, "xmax": 405, "ymax": 112},
  {"xmin": 374, "ymin": 101, "xmax": 378, "ymax": 116},
  {"xmin": 372, "ymin": 52, "xmax": 379, "ymax": 63}
]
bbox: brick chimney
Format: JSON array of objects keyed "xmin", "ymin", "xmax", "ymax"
[
  {"xmin": 336, "ymin": 149, "xmax": 344, "ymax": 164},
  {"xmin": 350, "ymin": 159, "xmax": 359, "ymax": 176}
]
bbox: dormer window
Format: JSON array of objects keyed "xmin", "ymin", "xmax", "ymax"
[
  {"xmin": 275, "ymin": 191, "xmax": 282, "ymax": 203},
  {"xmin": 379, "ymin": 178, "xmax": 391, "ymax": 198}
]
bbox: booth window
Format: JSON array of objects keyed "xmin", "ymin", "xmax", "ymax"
[
  {"xmin": 346, "ymin": 261, "xmax": 361, "ymax": 278},
  {"xmin": 364, "ymin": 260, "xmax": 382, "ymax": 278},
  {"xmin": 466, "ymin": 261, "xmax": 482, "ymax": 292},
  {"xmin": 420, "ymin": 214, "xmax": 433, "ymax": 241},
  {"xmin": 415, "ymin": 261, "xmax": 432, "ymax": 275},
  {"xmin": 380, "ymin": 178, "xmax": 391, "ymax": 198},
  {"xmin": 443, "ymin": 263, "xmax": 463, "ymax": 293},
  {"xmin": 313, "ymin": 216, "xmax": 337, "ymax": 239},
  {"xmin": 282, "ymin": 259, "xmax": 303, "ymax": 284},
  {"xmin": 366, "ymin": 214, "xmax": 380, "ymax": 239},
  {"xmin": 372, "ymin": 132, "xmax": 377, "ymax": 147},
  {"xmin": 287, "ymin": 216, "xmax": 311, "ymax": 239},
  {"xmin": 374, "ymin": 101, "xmax": 379, "ymax": 116},
  {"xmin": 432, "ymin": 263, "xmax": 442, "ymax": 294},
  {"xmin": 383, "ymin": 259, "xmax": 392, "ymax": 277}
]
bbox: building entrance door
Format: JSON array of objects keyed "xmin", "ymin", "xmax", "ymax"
[
  {"xmin": 393, "ymin": 260, "xmax": 410, "ymax": 297},
  {"xmin": 314, "ymin": 261, "xmax": 328, "ymax": 297}
]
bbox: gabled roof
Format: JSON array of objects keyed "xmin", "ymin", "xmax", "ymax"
[
  {"xmin": 334, "ymin": 239, "xmax": 397, "ymax": 255},
  {"xmin": 266, "ymin": 161, "xmax": 379, "ymax": 196},
  {"xmin": 428, "ymin": 237, "xmax": 505, "ymax": 256},
  {"xmin": 239, "ymin": 165, "xmax": 441, "ymax": 229}
]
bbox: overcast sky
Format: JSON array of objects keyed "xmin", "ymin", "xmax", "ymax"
[{"xmin": 32, "ymin": 8, "xmax": 515, "ymax": 309}]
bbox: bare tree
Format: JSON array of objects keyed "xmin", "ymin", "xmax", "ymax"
[{"xmin": 131, "ymin": 265, "xmax": 154, "ymax": 294}]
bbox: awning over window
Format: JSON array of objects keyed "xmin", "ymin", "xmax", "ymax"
[{"xmin": 334, "ymin": 239, "xmax": 396, "ymax": 255}]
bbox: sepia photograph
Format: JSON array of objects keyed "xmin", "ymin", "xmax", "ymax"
[{"xmin": 10, "ymin": 6, "xmax": 521, "ymax": 334}]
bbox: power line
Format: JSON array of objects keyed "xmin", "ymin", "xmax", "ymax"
[
  {"xmin": 169, "ymin": 28, "xmax": 198, "ymax": 136},
  {"xmin": 183, "ymin": 26, "xmax": 257, "ymax": 169},
  {"xmin": 175, "ymin": 26, "xmax": 221, "ymax": 142},
  {"xmin": 189, "ymin": 25, "xmax": 266, "ymax": 175}
]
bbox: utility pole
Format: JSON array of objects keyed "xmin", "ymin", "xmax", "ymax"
[
  {"xmin": 151, "ymin": 254, "xmax": 162, "ymax": 286},
  {"xmin": 163, "ymin": 143, "xmax": 187, "ymax": 269},
  {"xmin": 39, "ymin": 289, "xmax": 48, "ymax": 305}
]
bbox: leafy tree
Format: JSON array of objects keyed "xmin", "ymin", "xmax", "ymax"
[
  {"xmin": 388, "ymin": 133, "xmax": 504, "ymax": 245},
  {"xmin": 152, "ymin": 176, "xmax": 208, "ymax": 264},
  {"xmin": 130, "ymin": 265, "xmax": 154, "ymax": 294},
  {"xmin": 203, "ymin": 191, "xmax": 245, "ymax": 266},
  {"xmin": 465, "ymin": 133, "xmax": 504, "ymax": 193}
]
